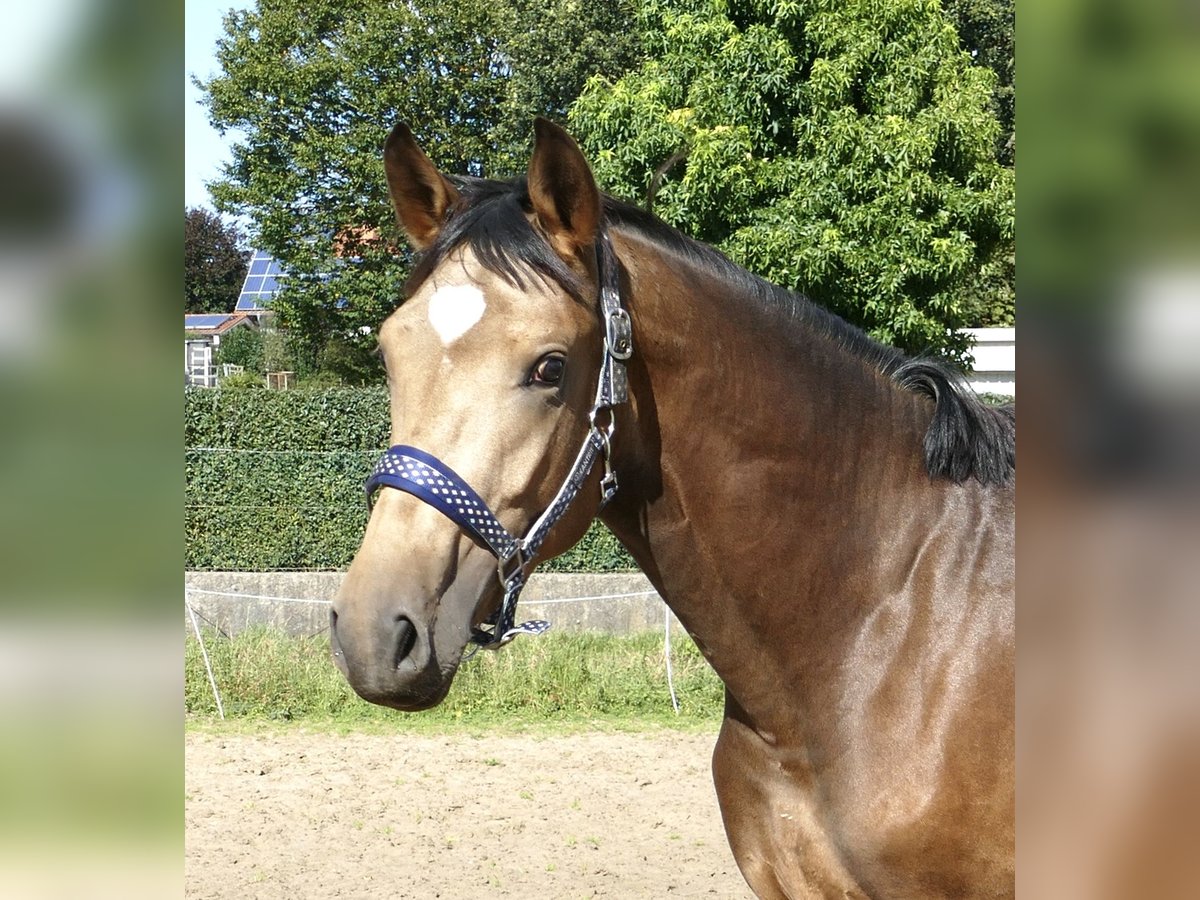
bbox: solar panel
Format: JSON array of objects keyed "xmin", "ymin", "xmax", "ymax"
[{"xmin": 235, "ymin": 248, "xmax": 285, "ymax": 312}]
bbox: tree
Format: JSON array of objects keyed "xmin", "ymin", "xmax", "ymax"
[
  {"xmin": 942, "ymin": 0, "xmax": 1014, "ymax": 165},
  {"xmin": 196, "ymin": 0, "xmax": 640, "ymax": 380},
  {"xmin": 941, "ymin": 0, "xmax": 1015, "ymax": 329},
  {"xmin": 492, "ymin": 0, "xmax": 643, "ymax": 172},
  {"xmin": 569, "ymin": 0, "xmax": 1014, "ymax": 361},
  {"xmin": 184, "ymin": 207, "xmax": 248, "ymax": 313},
  {"xmin": 213, "ymin": 325, "xmax": 263, "ymax": 373}
]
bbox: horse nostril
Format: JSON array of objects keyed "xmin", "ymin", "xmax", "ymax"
[{"xmin": 393, "ymin": 615, "xmax": 418, "ymax": 668}]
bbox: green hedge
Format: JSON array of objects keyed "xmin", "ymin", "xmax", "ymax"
[{"xmin": 185, "ymin": 386, "xmax": 636, "ymax": 572}]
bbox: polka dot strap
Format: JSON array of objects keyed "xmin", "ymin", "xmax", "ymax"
[
  {"xmin": 469, "ymin": 568, "xmax": 551, "ymax": 651},
  {"xmin": 365, "ymin": 445, "xmax": 519, "ymax": 560}
]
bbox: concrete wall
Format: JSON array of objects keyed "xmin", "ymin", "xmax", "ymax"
[{"xmin": 184, "ymin": 571, "xmax": 683, "ymax": 637}]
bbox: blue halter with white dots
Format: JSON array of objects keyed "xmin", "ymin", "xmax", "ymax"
[{"xmin": 364, "ymin": 232, "xmax": 632, "ymax": 649}]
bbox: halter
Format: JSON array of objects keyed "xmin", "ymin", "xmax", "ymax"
[{"xmin": 365, "ymin": 231, "xmax": 632, "ymax": 650}]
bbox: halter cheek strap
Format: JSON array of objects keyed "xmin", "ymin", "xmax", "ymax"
[{"xmin": 364, "ymin": 231, "xmax": 632, "ymax": 650}]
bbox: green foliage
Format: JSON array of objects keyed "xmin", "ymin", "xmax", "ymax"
[
  {"xmin": 491, "ymin": 0, "xmax": 643, "ymax": 172},
  {"xmin": 185, "ymin": 386, "xmax": 636, "ymax": 572},
  {"xmin": 213, "ymin": 326, "xmax": 264, "ymax": 373},
  {"xmin": 317, "ymin": 333, "xmax": 383, "ymax": 386},
  {"xmin": 186, "ymin": 385, "xmax": 386, "ymax": 569},
  {"xmin": 976, "ymin": 392, "xmax": 1013, "ymax": 407},
  {"xmin": 215, "ymin": 371, "xmax": 265, "ymax": 391},
  {"xmin": 260, "ymin": 328, "xmax": 298, "ymax": 374},
  {"xmin": 184, "ymin": 206, "xmax": 248, "ymax": 313},
  {"xmin": 541, "ymin": 520, "xmax": 636, "ymax": 574},
  {"xmin": 942, "ymin": 0, "xmax": 1014, "ymax": 165},
  {"xmin": 959, "ymin": 244, "xmax": 1015, "ymax": 327},
  {"xmin": 569, "ymin": 0, "xmax": 1014, "ymax": 361},
  {"xmin": 296, "ymin": 369, "xmax": 346, "ymax": 389},
  {"xmin": 197, "ymin": 0, "xmax": 641, "ymax": 376},
  {"xmin": 185, "ymin": 385, "xmax": 390, "ymax": 449},
  {"xmin": 186, "ymin": 628, "xmax": 722, "ymax": 725},
  {"xmin": 1020, "ymin": 0, "xmax": 1200, "ymax": 296}
]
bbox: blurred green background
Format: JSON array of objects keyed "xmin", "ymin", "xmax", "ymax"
[{"xmin": 1, "ymin": 0, "xmax": 1198, "ymax": 894}]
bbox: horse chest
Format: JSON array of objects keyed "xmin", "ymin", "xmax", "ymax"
[{"xmin": 712, "ymin": 707, "xmax": 1010, "ymax": 898}]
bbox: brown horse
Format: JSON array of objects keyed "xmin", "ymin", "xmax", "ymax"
[{"xmin": 331, "ymin": 119, "xmax": 1015, "ymax": 898}]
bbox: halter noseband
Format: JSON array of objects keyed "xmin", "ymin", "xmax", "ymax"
[{"xmin": 364, "ymin": 231, "xmax": 632, "ymax": 650}]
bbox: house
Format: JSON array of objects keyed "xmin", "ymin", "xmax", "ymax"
[
  {"xmin": 185, "ymin": 249, "xmax": 286, "ymax": 387},
  {"xmin": 184, "ymin": 312, "xmax": 258, "ymax": 387}
]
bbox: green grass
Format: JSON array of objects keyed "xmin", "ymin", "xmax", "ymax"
[
  {"xmin": 977, "ymin": 392, "xmax": 1014, "ymax": 406},
  {"xmin": 186, "ymin": 627, "xmax": 724, "ymax": 732}
]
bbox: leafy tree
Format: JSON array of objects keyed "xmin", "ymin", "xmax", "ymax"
[
  {"xmin": 213, "ymin": 326, "xmax": 263, "ymax": 373},
  {"xmin": 942, "ymin": 0, "xmax": 1014, "ymax": 165},
  {"xmin": 184, "ymin": 207, "xmax": 248, "ymax": 313},
  {"xmin": 569, "ymin": 0, "xmax": 1014, "ymax": 360},
  {"xmin": 196, "ymin": 0, "xmax": 640, "ymax": 381},
  {"xmin": 492, "ymin": 0, "xmax": 643, "ymax": 171},
  {"xmin": 941, "ymin": 0, "xmax": 1015, "ymax": 329}
]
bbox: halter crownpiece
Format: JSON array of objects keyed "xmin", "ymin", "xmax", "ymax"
[{"xmin": 365, "ymin": 229, "xmax": 632, "ymax": 650}]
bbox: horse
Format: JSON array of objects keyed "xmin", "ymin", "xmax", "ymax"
[{"xmin": 330, "ymin": 118, "xmax": 1015, "ymax": 898}]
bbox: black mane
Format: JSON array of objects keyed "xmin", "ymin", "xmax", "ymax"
[
  {"xmin": 407, "ymin": 176, "xmax": 586, "ymax": 303},
  {"xmin": 408, "ymin": 175, "xmax": 1015, "ymax": 487}
]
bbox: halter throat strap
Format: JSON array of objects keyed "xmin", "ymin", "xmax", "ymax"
[{"xmin": 364, "ymin": 230, "xmax": 631, "ymax": 649}]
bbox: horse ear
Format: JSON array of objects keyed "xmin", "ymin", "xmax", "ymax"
[
  {"xmin": 383, "ymin": 122, "xmax": 460, "ymax": 251},
  {"xmin": 527, "ymin": 118, "xmax": 601, "ymax": 258}
]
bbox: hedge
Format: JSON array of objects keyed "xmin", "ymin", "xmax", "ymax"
[{"xmin": 185, "ymin": 386, "xmax": 637, "ymax": 572}]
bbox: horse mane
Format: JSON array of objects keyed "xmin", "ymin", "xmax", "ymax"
[{"xmin": 408, "ymin": 175, "xmax": 1015, "ymax": 487}]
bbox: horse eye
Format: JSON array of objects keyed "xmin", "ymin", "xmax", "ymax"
[{"xmin": 530, "ymin": 354, "xmax": 566, "ymax": 386}]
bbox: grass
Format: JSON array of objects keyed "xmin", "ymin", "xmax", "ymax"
[{"xmin": 185, "ymin": 627, "xmax": 724, "ymax": 732}]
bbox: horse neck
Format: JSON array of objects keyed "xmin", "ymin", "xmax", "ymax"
[{"xmin": 600, "ymin": 229, "xmax": 936, "ymax": 721}]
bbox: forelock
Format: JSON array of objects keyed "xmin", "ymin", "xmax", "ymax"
[{"xmin": 405, "ymin": 176, "xmax": 586, "ymax": 304}]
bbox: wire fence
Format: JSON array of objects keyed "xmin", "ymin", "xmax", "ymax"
[
  {"xmin": 186, "ymin": 443, "xmax": 654, "ymax": 715},
  {"xmin": 184, "ymin": 583, "xmax": 679, "ymax": 721}
]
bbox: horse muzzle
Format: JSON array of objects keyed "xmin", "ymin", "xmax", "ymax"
[
  {"xmin": 329, "ymin": 603, "xmax": 453, "ymax": 711},
  {"xmin": 329, "ymin": 523, "xmax": 499, "ymax": 710}
]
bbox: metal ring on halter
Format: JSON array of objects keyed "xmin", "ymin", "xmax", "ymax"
[{"xmin": 589, "ymin": 406, "xmax": 616, "ymax": 439}]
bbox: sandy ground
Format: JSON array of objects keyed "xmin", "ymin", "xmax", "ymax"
[{"xmin": 185, "ymin": 729, "xmax": 753, "ymax": 899}]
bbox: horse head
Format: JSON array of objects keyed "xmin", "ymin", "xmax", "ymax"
[{"xmin": 331, "ymin": 120, "xmax": 617, "ymax": 710}]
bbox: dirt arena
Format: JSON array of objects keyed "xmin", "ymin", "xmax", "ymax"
[{"xmin": 185, "ymin": 728, "xmax": 753, "ymax": 898}]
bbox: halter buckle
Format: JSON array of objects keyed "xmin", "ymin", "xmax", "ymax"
[
  {"xmin": 605, "ymin": 308, "xmax": 633, "ymax": 361},
  {"xmin": 497, "ymin": 543, "xmax": 525, "ymax": 588}
]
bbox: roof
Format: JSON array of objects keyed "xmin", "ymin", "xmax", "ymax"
[
  {"xmin": 185, "ymin": 314, "xmax": 233, "ymax": 329},
  {"xmin": 184, "ymin": 312, "xmax": 255, "ymax": 335}
]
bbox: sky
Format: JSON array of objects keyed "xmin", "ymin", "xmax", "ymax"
[{"xmin": 185, "ymin": 0, "xmax": 253, "ymax": 212}]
